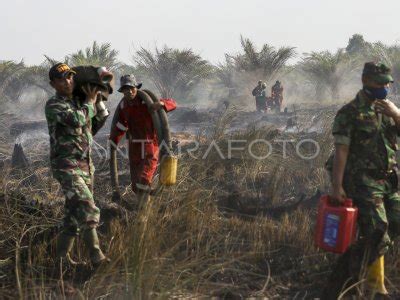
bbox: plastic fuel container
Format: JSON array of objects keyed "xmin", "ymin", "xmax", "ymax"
[
  {"xmin": 315, "ymin": 195, "xmax": 358, "ymax": 253},
  {"xmin": 160, "ymin": 155, "xmax": 178, "ymax": 186}
]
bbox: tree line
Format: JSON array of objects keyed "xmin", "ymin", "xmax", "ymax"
[{"xmin": 1, "ymin": 34, "xmax": 399, "ymax": 105}]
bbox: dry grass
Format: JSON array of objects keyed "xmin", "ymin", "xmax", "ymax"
[{"xmin": 0, "ymin": 108, "xmax": 399, "ymax": 299}]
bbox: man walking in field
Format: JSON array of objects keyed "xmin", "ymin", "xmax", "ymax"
[
  {"xmin": 45, "ymin": 63, "xmax": 110, "ymax": 267},
  {"xmin": 109, "ymin": 75, "xmax": 176, "ymax": 202},
  {"xmin": 323, "ymin": 62, "xmax": 400, "ymax": 298}
]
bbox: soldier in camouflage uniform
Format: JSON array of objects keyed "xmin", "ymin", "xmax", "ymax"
[
  {"xmin": 45, "ymin": 63, "xmax": 110, "ymax": 266},
  {"xmin": 322, "ymin": 62, "xmax": 400, "ymax": 298}
]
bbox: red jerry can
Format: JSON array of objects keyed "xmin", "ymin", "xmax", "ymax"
[{"xmin": 315, "ymin": 195, "xmax": 358, "ymax": 253}]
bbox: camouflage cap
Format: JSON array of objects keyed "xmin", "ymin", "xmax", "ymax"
[{"xmin": 362, "ymin": 62, "xmax": 394, "ymax": 84}]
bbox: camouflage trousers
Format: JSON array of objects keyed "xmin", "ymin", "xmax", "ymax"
[
  {"xmin": 323, "ymin": 172, "xmax": 400, "ymax": 298},
  {"xmin": 53, "ymin": 167, "xmax": 100, "ymax": 236},
  {"xmin": 345, "ymin": 172, "xmax": 400, "ymax": 258}
]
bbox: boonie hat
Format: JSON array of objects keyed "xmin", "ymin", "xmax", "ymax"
[{"xmin": 118, "ymin": 74, "xmax": 142, "ymax": 92}]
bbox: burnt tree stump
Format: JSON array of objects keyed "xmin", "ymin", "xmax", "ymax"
[{"xmin": 11, "ymin": 143, "xmax": 29, "ymax": 168}]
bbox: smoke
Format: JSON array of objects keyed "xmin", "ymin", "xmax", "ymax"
[
  {"xmin": 5, "ymin": 86, "xmax": 48, "ymax": 120},
  {"xmin": 15, "ymin": 131, "xmax": 49, "ymax": 147},
  {"xmin": 178, "ymin": 57, "xmax": 369, "ymax": 112}
]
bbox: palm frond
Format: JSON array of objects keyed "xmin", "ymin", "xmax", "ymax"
[
  {"xmin": 68, "ymin": 41, "xmax": 121, "ymax": 71},
  {"xmin": 228, "ymin": 36, "xmax": 296, "ymax": 81},
  {"xmin": 301, "ymin": 49, "xmax": 357, "ymax": 100},
  {"xmin": 134, "ymin": 46, "xmax": 214, "ymax": 99}
]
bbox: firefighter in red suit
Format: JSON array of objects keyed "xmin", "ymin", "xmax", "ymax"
[{"xmin": 109, "ymin": 75, "xmax": 176, "ymax": 196}]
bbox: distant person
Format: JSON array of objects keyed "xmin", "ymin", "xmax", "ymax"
[
  {"xmin": 252, "ymin": 80, "xmax": 267, "ymax": 112},
  {"xmin": 109, "ymin": 75, "xmax": 177, "ymax": 202},
  {"xmin": 271, "ymin": 80, "xmax": 283, "ymax": 112},
  {"xmin": 45, "ymin": 63, "xmax": 110, "ymax": 267},
  {"xmin": 322, "ymin": 62, "xmax": 400, "ymax": 299}
]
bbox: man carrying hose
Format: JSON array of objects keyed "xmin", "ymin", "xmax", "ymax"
[
  {"xmin": 109, "ymin": 75, "xmax": 176, "ymax": 201},
  {"xmin": 323, "ymin": 62, "xmax": 400, "ymax": 298},
  {"xmin": 45, "ymin": 63, "xmax": 110, "ymax": 268}
]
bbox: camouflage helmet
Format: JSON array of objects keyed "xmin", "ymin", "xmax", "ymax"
[{"xmin": 362, "ymin": 62, "xmax": 394, "ymax": 84}]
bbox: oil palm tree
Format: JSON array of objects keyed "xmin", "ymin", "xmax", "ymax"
[
  {"xmin": 134, "ymin": 46, "xmax": 214, "ymax": 99},
  {"xmin": 0, "ymin": 56, "xmax": 61, "ymax": 103},
  {"xmin": 68, "ymin": 41, "xmax": 121, "ymax": 71},
  {"xmin": 228, "ymin": 36, "xmax": 296, "ymax": 81},
  {"xmin": 215, "ymin": 55, "xmax": 237, "ymax": 97},
  {"xmin": 301, "ymin": 50, "xmax": 356, "ymax": 100},
  {"xmin": 0, "ymin": 60, "xmax": 28, "ymax": 102},
  {"xmin": 20, "ymin": 55, "xmax": 59, "ymax": 96}
]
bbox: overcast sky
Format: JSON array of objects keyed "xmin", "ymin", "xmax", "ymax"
[{"xmin": 1, "ymin": 0, "xmax": 400, "ymax": 65}]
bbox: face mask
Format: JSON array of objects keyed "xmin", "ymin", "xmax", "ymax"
[{"xmin": 365, "ymin": 87, "xmax": 389, "ymax": 100}]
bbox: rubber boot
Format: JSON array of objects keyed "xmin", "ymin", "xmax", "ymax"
[
  {"xmin": 82, "ymin": 228, "xmax": 108, "ymax": 267},
  {"xmin": 56, "ymin": 232, "xmax": 79, "ymax": 265},
  {"xmin": 367, "ymin": 256, "xmax": 388, "ymax": 295}
]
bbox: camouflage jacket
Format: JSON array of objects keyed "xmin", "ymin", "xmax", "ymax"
[
  {"xmin": 45, "ymin": 94, "xmax": 107, "ymax": 173},
  {"xmin": 327, "ymin": 90, "xmax": 399, "ymax": 178}
]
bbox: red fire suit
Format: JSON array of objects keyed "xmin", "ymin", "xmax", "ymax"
[{"xmin": 109, "ymin": 96, "xmax": 177, "ymax": 191}]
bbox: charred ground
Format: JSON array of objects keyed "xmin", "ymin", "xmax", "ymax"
[{"xmin": 0, "ymin": 105, "xmax": 399, "ymax": 299}]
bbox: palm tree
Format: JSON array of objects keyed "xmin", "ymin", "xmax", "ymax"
[
  {"xmin": 0, "ymin": 56, "xmax": 61, "ymax": 103},
  {"xmin": 215, "ymin": 55, "xmax": 237, "ymax": 97},
  {"xmin": 68, "ymin": 41, "xmax": 121, "ymax": 71},
  {"xmin": 301, "ymin": 50, "xmax": 356, "ymax": 100},
  {"xmin": 134, "ymin": 46, "xmax": 214, "ymax": 99},
  {"xmin": 0, "ymin": 60, "xmax": 27, "ymax": 102},
  {"xmin": 19, "ymin": 55, "xmax": 59, "ymax": 96},
  {"xmin": 228, "ymin": 36, "xmax": 296, "ymax": 81}
]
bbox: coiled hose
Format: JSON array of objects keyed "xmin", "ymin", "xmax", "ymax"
[
  {"xmin": 143, "ymin": 89, "xmax": 172, "ymax": 151},
  {"xmin": 110, "ymin": 90, "xmax": 172, "ymax": 198}
]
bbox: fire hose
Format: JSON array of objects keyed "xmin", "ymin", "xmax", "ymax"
[
  {"xmin": 143, "ymin": 89, "xmax": 172, "ymax": 150},
  {"xmin": 110, "ymin": 90, "xmax": 176, "ymax": 200}
]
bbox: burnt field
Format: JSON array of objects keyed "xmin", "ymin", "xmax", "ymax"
[{"xmin": 0, "ymin": 105, "xmax": 399, "ymax": 299}]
